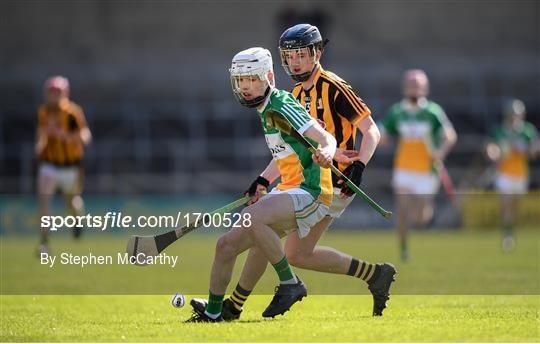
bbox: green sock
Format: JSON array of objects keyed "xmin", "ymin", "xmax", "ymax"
[
  {"xmin": 205, "ymin": 291, "xmax": 224, "ymax": 316},
  {"xmin": 503, "ymin": 225, "xmax": 514, "ymax": 237},
  {"xmin": 401, "ymin": 240, "xmax": 407, "ymax": 252},
  {"xmin": 272, "ymin": 256, "xmax": 296, "ymax": 283}
]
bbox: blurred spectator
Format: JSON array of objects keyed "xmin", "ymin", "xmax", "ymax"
[
  {"xmin": 379, "ymin": 69, "xmax": 457, "ymax": 261},
  {"xmin": 35, "ymin": 76, "xmax": 92, "ymax": 254},
  {"xmin": 485, "ymin": 99, "xmax": 540, "ymax": 252}
]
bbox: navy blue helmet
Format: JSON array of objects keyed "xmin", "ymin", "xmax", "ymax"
[{"xmin": 279, "ymin": 24, "xmax": 328, "ymax": 82}]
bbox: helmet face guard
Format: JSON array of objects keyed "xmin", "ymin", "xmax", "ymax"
[
  {"xmin": 279, "ymin": 46, "xmax": 319, "ymax": 82},
  {"xmin": 279, "ymin": 24, "xmax": 327, "ymax": 82},
  {"xmin": 230, "ymin": 75, "xmax": 271, "ymax": 108},
  {"xmin": 230, "ymin": 47, "xmax": 274, "ymax": 108}
]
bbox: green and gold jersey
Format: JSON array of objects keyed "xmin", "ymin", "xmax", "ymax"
[
  {"xmin": 489, "ymin": 121, "xmax": 538, "ymax": 178},
  {"xmin": 381, "ymin": 98, "xmax": 451, "ymax": 173},
  {"xmin": 258, "ymin": 88, "xmax": 333, "ymax": 205}
]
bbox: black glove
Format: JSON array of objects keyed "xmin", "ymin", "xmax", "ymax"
[
  {"xmin": 244, "ymin": 176, "xmax": 270, "ymax": 197},
  {"xmin": 339, "ymin": 161, "xmax": 365, "ymax": 197}
]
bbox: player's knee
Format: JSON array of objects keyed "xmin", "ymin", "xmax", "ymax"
[
  {"xmin": 215, "ymin": 234, "xmax": 237, "ymax": 259},
  {"xmin": 286, "ymin": 248, "xmax": 309, "ymax": 268}
]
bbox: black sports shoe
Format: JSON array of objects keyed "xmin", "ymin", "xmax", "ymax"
[
  {"xmin": 368, "ymin": 263, "xmax": 396, "ymax": 316},
  {"xmin": 190, "ymin": 298, "xmax": 241, "ymax": 321},
  {"xmin": 185, "ymin": 310, "xmax": 223, "ymax": 323},
  {"xmin": 262, "ymin": 276, "xmax": 307, "ymax": 318}
]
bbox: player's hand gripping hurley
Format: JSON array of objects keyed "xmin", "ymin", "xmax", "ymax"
[{"xmin": 266, "ymin": 110, "xmax": 392, "ymax": 219}]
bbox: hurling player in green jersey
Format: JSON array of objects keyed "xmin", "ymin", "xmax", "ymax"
[
  {"xmin": 191, "ymin": 24, "xmax": 397, "ymax": 321},
  {"xmin": 485, "ymin": 99, "xmax": 539, "ymax": 252},
  {"xmin": 187, "ymin": 47, "xmax": 338, "ymax": 322},
  {"xmin": 380, "ymin": 69, "xmax": 457, "ymax": 262}
]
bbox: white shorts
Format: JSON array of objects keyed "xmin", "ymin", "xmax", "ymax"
[
  {"xmin": 327, "ymin": 187, "xmax": 355, "ymax": 218},
  {"xmin": 495, "ymin": 173, "xmax": 528, "ymax": 195},
  {"xmin": 266, "ymin": 187, "xmax": 329, "ymax": 239},
  {"xmin": 392, "ymin": 169, "xmax": 439, "ymax": 195},
  {"xmin": 38, "ymin": 162, "xmax": 81, "ymax": 195}
]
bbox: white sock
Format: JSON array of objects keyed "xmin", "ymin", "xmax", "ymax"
[
  {"xmin": 280, "ymin": 276, "xmax": 298, "ymax": 285},
  {"xmin": 204, "ymin": 310, "xmax": 221, "ymax": 319}
]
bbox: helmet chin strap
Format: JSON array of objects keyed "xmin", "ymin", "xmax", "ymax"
[
  {"xmin": 244, "ymin": 85, "xmax": 272, "ymax": 109},
  {"xmin": 261, "ymin": 85, "xmax": 272, "ymax": 104},
  {"xmin": 292, "ymin": 63, "xmax": 318, "ymax": 82}
]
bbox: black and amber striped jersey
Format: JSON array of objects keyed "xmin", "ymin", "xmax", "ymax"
[
  {"xmin": 291, "ymin": 66, "xmax": 371, "ymax": 181},
  {"xmin": 37, "ymin": 100, "xmax": 89, "ymax": 166}
]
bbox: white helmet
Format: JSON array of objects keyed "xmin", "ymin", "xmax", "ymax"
[{"xmin": 230, "ymin": 47, "xmax": 274, "ymax": 108}]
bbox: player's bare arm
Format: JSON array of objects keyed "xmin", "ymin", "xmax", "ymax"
[
  {"xmin": 334, "ymin": 117, "xmax": 381, "ymax": 165},
  {"xmin": 246, "ymin": 159, "xmax": 280, "ymax": 205},
  {"xmin": 530, "ymin": 138, "xmax": 540, "ymax": 158},
  {"xmin": 528, "ymin": 126, "xmax": 540, "ymax": 158},
  {"xmin": 61, "ymin": 112, "xmax": 92, "ymax": 145},
  {"xmin": 434, "ymin": 123, "xmax": 457, "ymax": 163},
  {"xmin": 356, "ymin": 116, "xmax": 380, "ymax": 164},
  {"xmin": 35, "ymin": 125, "xmax": 48, "ymax": 156},
  {"xmin": 485, "ymin": 139, "xmax": 502, "ymax": 162},
  {"xmin": 336, "ymin": 116, "xmax": 380, "ymax": 197},
  {"xmin": 304, "ymin": 122, "xmax": 336, "ymax": 168},
  {"xmin": 57, "ymin": 127, "xmax": 92, "ymax": 145},
  {"xmin": 78, "ymin": 126, "xmax": 92, "ymax": 145},
  {"xmin": 260, "ymin": 159, "xmax": 280, "ymax": 183}
]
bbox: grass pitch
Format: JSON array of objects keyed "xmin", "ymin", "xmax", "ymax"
[
  {"xmin": 1, "ymin": 230, "xmax": 539, "ymax": 342},
  {"xmin": 2, "ymin": 295, "xmax": 537, "ymax": 342}
]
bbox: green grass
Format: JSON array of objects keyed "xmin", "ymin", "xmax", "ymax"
[
  {"xmin": 1, "ymin": 230, "xmax": 539, "ymax": 342},
  {"xmin": 1, "ymin": 230, "xmax": 538, "ymax": 295},
  {"xmin": 1, "ymin": 295, "xmax": 538, "ymax": 342}
]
